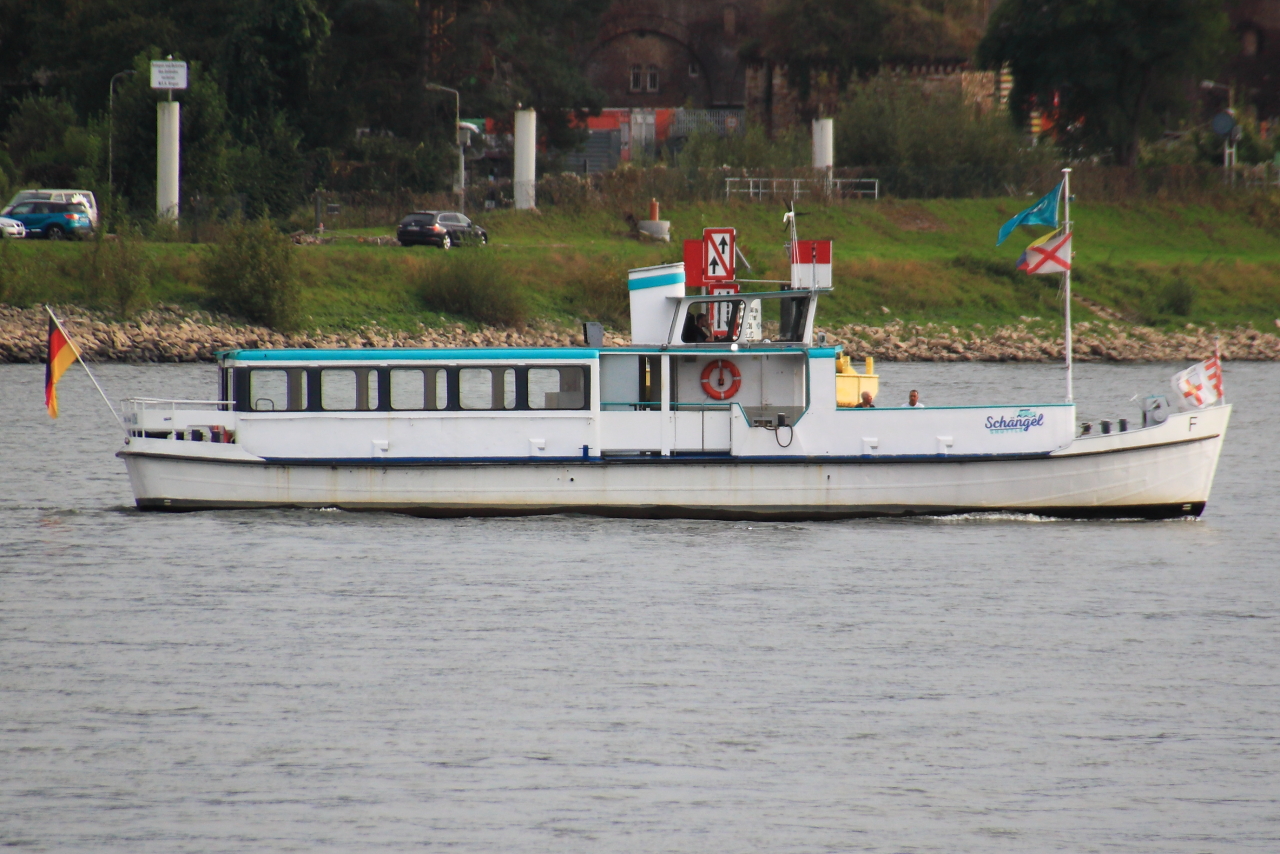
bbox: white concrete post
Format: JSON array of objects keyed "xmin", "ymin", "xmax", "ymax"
[
  {"xmin": 514, "ymin": 108, "xmax": 537, "ymax": 210},
  {"xmin": 157, "ymin": 101, "xmax": 180, "ymax": 221},
  {"xmin": 812, "ymin": 118, "xmax": 834, "ymax": 170}
]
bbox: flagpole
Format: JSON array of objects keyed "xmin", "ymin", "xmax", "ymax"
[
  {"xmin": 44, "ymin": 306, "xmax": 129, "ymax": 436},
  {"xmin": 1061, "ymin": 168, "xmax": 1073, "ymax": 404}
]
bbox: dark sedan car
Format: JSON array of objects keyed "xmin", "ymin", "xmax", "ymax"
[{"xmin": 397, "ymin": 211, "xmax": 487, "ymax": 249}]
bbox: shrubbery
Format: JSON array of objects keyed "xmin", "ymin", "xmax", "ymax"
[
  {"xmin": 418, "ymin": 252, "xmax": 528, "ymax": 327},
  {"xmin": 87, "ymin": 227, "xmax": 152, "ymax": 317},
  {"xmin": 200, "ymin": 218, "xmax": 300, "ymax": 329},
  {"xmin": 836, "ymin": 76, "xmax": 1054, "ymax": 197}
]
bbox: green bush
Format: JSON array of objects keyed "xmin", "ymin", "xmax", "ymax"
[
  {"xmin": 417, "ymin": 251, "xmax": 528, "ymax": 327},
  {"xmin": 836, "ymin": 75, "xmax": 1053, "ymax": 197},
  {"xmin": 1160, "ymin": 277, "xmax": 1196, "ymax": 317},
  {"xmin": 87, "ymin": 227, "xmax": 152, "ymax": 317},
  {"xmin": 200, "ymin": 217, "xmax": 300, "ymax": 329}
]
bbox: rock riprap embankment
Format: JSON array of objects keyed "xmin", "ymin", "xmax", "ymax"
[{"xmin": 2, "ymin": 305, "xmax": 1276, "ymax": 363}]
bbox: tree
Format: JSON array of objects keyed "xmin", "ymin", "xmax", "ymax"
[
  {"xmin": 417, "ymin": 0, "xmax": 611, "ymax": 152},
  {"xmin": 977, "ymin": 0, "xmax": 1232, "ymax": 165},
  {"xmin": 110, "ymin": 51, "xmax": 233, "ymax": 215},
  {"xmin": 750, "ymin": 0, "xmax": 889, "ymax": 101}
]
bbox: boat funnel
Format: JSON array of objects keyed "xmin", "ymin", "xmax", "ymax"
[{"xmin": 628, "ymin": 262, "xmax": 685, "ymax": 345}]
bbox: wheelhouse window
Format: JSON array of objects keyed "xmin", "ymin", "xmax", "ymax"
[
  {"xmin": 390, "ymin": 367, "xmax": 447, "ymax": 410},
  {"xmin": 321, "ymin": 368, "xmax": 379, "ymax": 411},
  {"xmin": 249, "ymin": 368, "xmax": 308, "ymax": 411},
  {"xmin": 460, "ymin": 367, "xmax": 516, "ymax": 410},
  {"xmin": 528, "ymin": 367, "xmax": 586, "ymax": 410},
  {"xmin": 630, "ymin": 64, "xmax": 643, "ymax": 92},
  {"xmin": 680, "ymin": 300, "xmax": 743, "ymax": 343}
]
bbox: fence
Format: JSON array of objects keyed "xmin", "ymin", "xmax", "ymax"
[
  {"xmin": 725, "ymin": 176, "xmax": 879, "ymax": 201},
  {"xmin": 283, "ymin": 163, "xmax": 1280, "ymax": 230}
]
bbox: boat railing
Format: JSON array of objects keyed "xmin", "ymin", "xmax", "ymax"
[{"xmin": 122, "ymin": 398, "xmax": 231, "ymax": 413}]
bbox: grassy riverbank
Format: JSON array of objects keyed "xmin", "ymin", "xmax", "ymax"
[{"xmin": 3, "ymin": 197, "xmax": 1279, "ymax": 334}]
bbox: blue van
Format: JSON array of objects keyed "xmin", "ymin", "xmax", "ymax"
[{"xmin": 3, "ymin": 200, "xmax": 93, "ymax": 240}]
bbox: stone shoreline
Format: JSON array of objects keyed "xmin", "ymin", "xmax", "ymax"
[{"xmin": 2, "ymin": 304, "xmax": 1277, "ymax": 364}]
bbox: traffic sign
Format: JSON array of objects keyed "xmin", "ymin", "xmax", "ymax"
[
  {"xmin": 703, "ymin": 228, "xmax": 735, "ymax": 281},
  {"xmin": 150, "ymin": 60, "xmax": 188, "ymax": 90}
]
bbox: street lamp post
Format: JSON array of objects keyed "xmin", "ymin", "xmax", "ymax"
[
  {"xmin": 108, "ymin": 69, "xmax": 137, "ymax": 193},
  {"xmin": 425, "ymin": 82, "xmax": 464, "ymax": 213}
]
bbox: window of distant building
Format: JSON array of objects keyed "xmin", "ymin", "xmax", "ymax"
[
  {"xmin": 723, "ymin": 5, "xmax": 737, "ymax": 36},
  {"xmin": 647, "ymin": 64, "xmax": 660, "ymax": 92},
  {"xmin": 630, "ymin": 65, "xmax": 643, "ymax": 92},
  {"xmin": 689, "ymin": 61, "xmax": 699, "ymax": 77}
]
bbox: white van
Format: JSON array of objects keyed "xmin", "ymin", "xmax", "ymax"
[{"xmin": 2, "ymin": 190, "xmax": 99, "ymax": 226}]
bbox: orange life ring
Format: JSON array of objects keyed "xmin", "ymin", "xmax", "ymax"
[{"xmin": 701, "ymin": 359, "xmax": 742, "ymax": 400}]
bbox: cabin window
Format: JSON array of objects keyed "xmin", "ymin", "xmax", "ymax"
[
  {"xmin": 459, "ymin": 367, "xmax": 516, "ymax": 410},
  {"xmin": 320, "ymin": 368, "xmax": 379, "ymax": 411},
  {"xmin": 681, "ymin": 300, "xmax": 743, "ymax": 343},
  {"xmin": 390, "ymin": 367, "xmax": 447, "ymax": 410},
  {"xmin": 528, "ymin": 366, "xmax": 586, "ymax": 409},
  {"xmin": 249, "ymin": 368, "xmax": 308, "ymax": 411}
]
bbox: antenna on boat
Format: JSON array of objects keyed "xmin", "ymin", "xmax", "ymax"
[{"xmin": 1061, "ymin": 168, "xmax": 1073, "ymax": 404}]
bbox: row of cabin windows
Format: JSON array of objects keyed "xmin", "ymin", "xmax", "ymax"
[{"xmin": 229, "ymin": 366, "xmax": 588, "ymax": 413}]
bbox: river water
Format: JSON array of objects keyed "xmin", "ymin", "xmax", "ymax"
[{"xmin": 2, "ymin": 361, "xmax": 1277, "ymax": 852}]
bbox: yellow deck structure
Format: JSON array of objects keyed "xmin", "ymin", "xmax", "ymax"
[{"xmin": 835, "ymin": 355, "xmax": 879, "ymax": 407}]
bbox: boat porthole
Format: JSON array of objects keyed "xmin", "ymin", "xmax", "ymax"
[{"xmin": 570, "ymin": 477, "xmax": 574, "ymax": 482}]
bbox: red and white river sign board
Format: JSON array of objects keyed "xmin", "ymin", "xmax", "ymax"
[
  {"xmin": 703, "ymin": 228, "xmax": 735, "ymax": 282},
  {"xmin": 790, "ymin": 239, "xmax": 832, "ymax": 290}
]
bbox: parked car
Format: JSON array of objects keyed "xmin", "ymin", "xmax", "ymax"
[
  {"xmin": 3, "ymin": 189, "xmax": 99, "ymax": 226},
  {"xmin": 4, "ymin": 201, "xmax": 94, "ymax": 240},
  {"xmin": 397, "ymin": 210, "xmax": 487, "ymax": 249},
  {"xmin": 0, "ymin": 216, "xmax": 26, "ymax": 239}
]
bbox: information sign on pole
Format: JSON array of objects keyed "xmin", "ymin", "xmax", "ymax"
[
  {"xmin": 150, "ymin": 61, "xmax": 188, "ymax": 90},
  {"xmin": 703, "ymin": 228, "xmax": 735, "ymax": 282}
]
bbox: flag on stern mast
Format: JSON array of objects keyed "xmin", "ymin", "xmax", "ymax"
[
  {"xmin": 997, "ymin": 181, "xmax": 1062, "ymax": 246},
  {"xmin": 1016, "ymin": 228, "xmax": 1073, "ymax": 275},
  {"xmin": 44, "ymin": 314, "xmax": 78, "ymax": 418}
]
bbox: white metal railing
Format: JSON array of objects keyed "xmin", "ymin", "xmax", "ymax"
[
  {"xmin": 123, "ymin": 398, "xmax": 230, "ymax": 412},
  {"xmin": 725, "ymin": 177, "xmax": 879, "ymax": 201}
]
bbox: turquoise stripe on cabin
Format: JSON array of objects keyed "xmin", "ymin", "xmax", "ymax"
[
  {"xmin": 224, "ymin": 348, "xmax": 601, "ymax": 362},
  {"xmin": 627, "ymin": 271, "xmax": 685, "ymax": 290}
]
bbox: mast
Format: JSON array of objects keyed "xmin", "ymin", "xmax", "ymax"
[{"xmin": 1061, "ymin": 167, "xmax": 1073, "ymax": 403}]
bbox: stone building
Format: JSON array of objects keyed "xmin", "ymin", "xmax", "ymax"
[
  {"xmin": 1228, "ymin": 0, "xmax": 1280, "ymax": 119},
  {"xmin": 582, "ymin": 1, "xmax": 759, "ymax": 110}
]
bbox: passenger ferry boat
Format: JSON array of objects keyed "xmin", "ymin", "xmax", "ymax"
[{"xmin": 118, "ymin": 233, "xmax": 1230, "ymax": 520}]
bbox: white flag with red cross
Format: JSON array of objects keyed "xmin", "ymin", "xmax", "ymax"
[
  {"xmin": 1171, "ymin": 355, "xmax": 1225, "ymax": 410},
  {"xmin": 1016, "ymin": 229, "xmax": 1073, "ymax": 275}
]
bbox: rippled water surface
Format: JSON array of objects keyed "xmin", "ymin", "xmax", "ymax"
[{"xmin": 2, "ymin": 361, "xmax": 1278, "ymax": 852}]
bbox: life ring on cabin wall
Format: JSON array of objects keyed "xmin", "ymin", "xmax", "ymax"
[{"xmin": 701, "ymin": 359, "xmax": 742, "ymax": 400}]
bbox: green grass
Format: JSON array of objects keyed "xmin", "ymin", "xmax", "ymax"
[{"xmin": 3, "ymin": 197, "xmax": 1280, "ymax": 332}]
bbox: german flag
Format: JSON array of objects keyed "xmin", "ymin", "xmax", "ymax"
[{"xmin": 45, "ymin": 315, "xmax": 78, "ymax": 418}]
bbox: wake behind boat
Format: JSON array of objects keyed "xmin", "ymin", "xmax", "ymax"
[{"xmin": 113, "ymin": 177, "xmax": 1231, "ymax": 520}]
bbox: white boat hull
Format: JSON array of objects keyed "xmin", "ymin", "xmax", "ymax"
[{"xmin": 120, "ymin": 406, "xmax": 1229, "ymax": 520}]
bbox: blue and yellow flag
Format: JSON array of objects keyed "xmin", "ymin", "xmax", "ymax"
[{"xmin": 997, "ymin": 181, "xmax": 1063, "ymax": 246}]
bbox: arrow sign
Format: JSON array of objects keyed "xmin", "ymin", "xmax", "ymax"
[{"xmin": 703, "ymin": 228, "xmax": 735, "ymax": 281}]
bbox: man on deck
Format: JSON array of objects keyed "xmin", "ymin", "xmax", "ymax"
[
  {"xmin": 907, "ymin": 390, "xmax": 923, "ymax": 407},
  {"xmin": 854, "ymin": 391, "xmax": 875, "ymax": 408}
]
